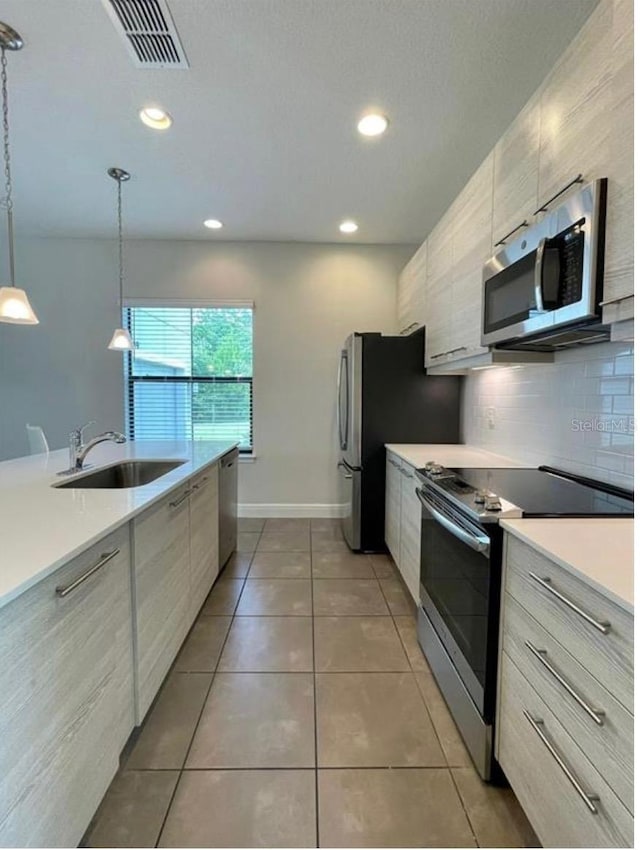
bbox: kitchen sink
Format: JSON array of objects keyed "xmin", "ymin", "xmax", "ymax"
[{"xmin": 54, "ymin": 460, "xmax": 186, "ymax": 489}]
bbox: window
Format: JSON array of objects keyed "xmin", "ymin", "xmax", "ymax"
[{"xmin": 125, "ymin": 305, "xmax": 253, "ymax": 452}]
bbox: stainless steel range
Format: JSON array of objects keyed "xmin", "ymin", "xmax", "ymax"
[{"xmin": 414, "ymin": 463, "xmax": 633, "ymax": 781}]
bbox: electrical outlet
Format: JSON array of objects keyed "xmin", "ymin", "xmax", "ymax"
[{"xmin": 486, "ymin": 406, "xmax": 497, "ymax": 429}]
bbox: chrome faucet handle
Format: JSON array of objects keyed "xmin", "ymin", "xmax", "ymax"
[{"xmin": 76, "ymin": 420, "xmax": 96, "ymax": 441}]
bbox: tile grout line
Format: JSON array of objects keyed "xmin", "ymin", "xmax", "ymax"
[
  {"xmin": 153, "ymin": 523, "xmax": 262, "ymax": 848},
  {"xmin": 309, "ymin": 524, "xmax": 321, "ymax": 849}
]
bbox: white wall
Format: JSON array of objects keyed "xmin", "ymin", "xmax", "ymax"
[
  {"xmin": 0, "ymin": 237, "xmax": 412, "ymax": 508},
  {"xmin": 0, "ymin": 237, "xmax": 124, "ymax": 461},
  {"xmin": 462, "ymin": 341, "xmax": 634, "ymax": 489},
  {"xmin": 123, "ymin": 240, "xmax": 412, "ymax": 509}
]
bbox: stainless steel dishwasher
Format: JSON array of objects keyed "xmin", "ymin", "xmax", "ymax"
[{"xmin": 219, "ymin": 447, "xmax": 239, "ymax": 567}]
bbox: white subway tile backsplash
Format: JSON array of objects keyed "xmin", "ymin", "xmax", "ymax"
[{"xmin": 462, "ymin": 341, "xmax": 634, "ymax": 488}]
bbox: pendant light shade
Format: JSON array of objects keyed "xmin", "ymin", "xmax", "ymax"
[
  {"xmin": 108, "ymin": 327, "xmax": 133, "ymax": 350},
  {"xmin": 0, "ymin": 285, "xmax": 38, "ymax": 323},
  {"xmin": 107, "ymin": 166, "xmax": 132, "ymax": 351},
  {"xmin": 0, "ymin": 23, "xmax": 39, "ymax": 326}
]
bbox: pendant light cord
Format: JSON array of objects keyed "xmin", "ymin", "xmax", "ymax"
[
  {"xmin": 1, "ymin": 46, "xmax": 15, "ymax": 287},
  {"xmin": 116, "ymin": 175, "xmax": 124, "ymax": 306}
]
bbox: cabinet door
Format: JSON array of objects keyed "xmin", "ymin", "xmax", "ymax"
[
  {"xmin": 133, "ymin": 486, "xmax": 191, "ymax": 720},
  {"xmin": 492, "ymin": 96, "xmax": 540, "ymax": 247},
  {"xmin": 602, "ymin": 0, "xmax": 634, "ymax": 324},
  {"xmin": 384, "ymin": 452, "xmax": 402, "ymax": 565},
  {"xmin": 0, "ymin": 526, "xmax": 133, "ymax": 848},
  {"xmin": 447, "ymin": 154, "xmax": 493, "ymax": 361},
  {"xmin": 538, "ymin": 1, "xmax": 612, "ymax": 209},
  {"xmin": 189, "ymin": 464, "xmax": 220, "ymax": 621},
  {"xmin": 398, "ymin": 240, "xmax": 427, "ymax": 334},
  {"xmin": 399, "ymin": 463, "xmax": 420, "ymax": 603}
]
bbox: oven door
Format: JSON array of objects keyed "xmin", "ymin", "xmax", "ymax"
[{"xmin": 417, "ymin": 486, "xmax": 494, "ymax": 716}]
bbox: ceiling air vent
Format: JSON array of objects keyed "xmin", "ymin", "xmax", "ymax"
[{"xmin": 101, "ymin": 0, "xmax": 189, "ymax": 69}]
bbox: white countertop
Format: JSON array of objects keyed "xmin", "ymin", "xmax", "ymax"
[
  {"xmin": 385, "ymin": 443, "xmax": 528, "ymax": 469},
  {"xmin": 501, "ymin": 518, "xmax": 634, "ymax": 613},
  {"xmin": 0, "ymin": 440, "xmax": 238, "ymax": 611}
]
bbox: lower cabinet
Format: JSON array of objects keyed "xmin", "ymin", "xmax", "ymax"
[
  {"xmin": 496, "ymin": 532, "xmax": 634, "ymax": 848},
  {"xmin": 0, "ymin": 526, "xmax": 134, "ymax": 848},
  {"xmin": 133, "ymin": 460, "xmax": 221, "ymax": 722},
  {"xmin": 384, "ymin": 450, "xmax": 420, "ymax": 603}
]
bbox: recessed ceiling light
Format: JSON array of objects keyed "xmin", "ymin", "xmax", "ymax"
[
  {"xmin": 339, "ymin": 220, "xmax": 358, "ymax": 234},
  {"xmin": 357, "ymin": 112, "xmax": 389, "ymax": 137},
  {"xmin": 139, "ymin": 107, "xmax": 172, "ymax": 130},
  {"xmin": 204, "ymin": 218, "xmax": 223, "ymax": 229}
]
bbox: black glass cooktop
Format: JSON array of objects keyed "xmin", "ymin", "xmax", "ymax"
[{"xmin": 442, "ymin": 467, "xmax": 634, "ymax": 517}]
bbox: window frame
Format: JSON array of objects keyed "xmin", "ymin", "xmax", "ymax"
[{"xmin": 123, "ymin": 303, "xmax": 254, "ymax": 453}]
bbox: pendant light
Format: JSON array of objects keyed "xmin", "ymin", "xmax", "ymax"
[
  {"xmin": 107, "ymin": 166, "xmax": 133, "ymax": 351},
  {"xmin": 0, "ymin": 22, "xmax": 38, "ymax": 325}
]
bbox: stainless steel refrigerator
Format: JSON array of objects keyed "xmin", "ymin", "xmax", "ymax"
[{"xmin": 337, "ymin": 327, "xmax": 461, "ymax": 551}]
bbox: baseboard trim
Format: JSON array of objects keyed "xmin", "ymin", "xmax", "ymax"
[{"xmin": 238, "ymin": 503, "xmax": 346, "ymax": 518}]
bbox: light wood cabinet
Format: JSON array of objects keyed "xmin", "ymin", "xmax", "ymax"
[
  {"xmin": 189, "ymin": 464, "xmax": 220, "ymax": 622},
  {"xmin": 0, "ymin": 526, "xmax": 134, "ymax": 848},
  {"xmin": 397, "ymin": 240, "xmax": 427, "ymax": 335},
  {"xmin": 492, "ymin": 96, "xmax": 540, "ymax": 247},
  {"xmin": 133, "ymin": 484, "xmax": 191, "ymax": 721},
  {"xmin": 496, "ymin": 532, "xmax": 634, "ymax": 847},
  {"xmin": 385, "ymin": 450, "xmax": 420, "ymax": 604}
]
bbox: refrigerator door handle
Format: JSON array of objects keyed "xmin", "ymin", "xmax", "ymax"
[
  {"xmin": 337, "ymin": 460, "xmax": 353, "ymax": 479},
  {"xmin": 336, "ymin": 349, "xmax": 348, "ymax": 451}
]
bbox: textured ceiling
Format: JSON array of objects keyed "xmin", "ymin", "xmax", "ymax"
[{"xmin": 1, "ymin": 0, "xmax": 597, "ymax": 242}]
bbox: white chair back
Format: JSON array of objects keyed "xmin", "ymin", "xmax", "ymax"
[{"xmin": 26, "ymin": 424, "xmax": 49, "ymax": 455}]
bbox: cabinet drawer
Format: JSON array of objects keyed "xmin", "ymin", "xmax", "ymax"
[
  {"xmin": 0, "ymin": 526, "xmax": 133, "ymax": 847},
  {"xmin": 505, "ymin": 535, "xmax": 633, "ymax": 711},
  {"xmin": 498, "ymin": 653, "xmax": 633, "ymax": 848},
  {"xmin": 503, "ymin": 593, "xmax": 633, "ymax": 812}
]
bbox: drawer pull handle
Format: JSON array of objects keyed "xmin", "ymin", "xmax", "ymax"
[
  {"xmin": 169, "ymin": 489, "xmax": 192, "ymax": 508},
  {"xmin": 528, "ymin": 573, "xmax": 611, "ymax": 634},
  {"xmin": 523, "ymin": 709, "xmax": 600, "ymax": 814},
  {"xmin": 525, "ymin": 641, "xmax": 605, "ymax": 726},
  {"xmin": 192, "ymin": 476, "xmax": 209, "ymax": 491},
  {"xmin": 56, "ymin": 549, "xmax": 120, "ymax": 597}
]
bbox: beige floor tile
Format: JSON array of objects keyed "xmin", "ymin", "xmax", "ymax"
[
  {"xmin": 379, "ymin": 577, "xmax": 416, "ymax": 616},
  {"xmin": 451, "ymin": 767, "xmax": 540, "ymax": 848},
  {"xmin": 414, "ymin": 671, "xmax": 473, "ymax": 767},
  {"xmin": 312, "ymin": 536, "xmax": 352, "ymax": 553},
  {"xmin": 264, "ymin": 518, "xmax": 311, "ymax": 532},
  {"xmin": 312, "ymin": 550, "xmax": 375, "ymax": 579},
  {"xmin": 202, "ymin": 579, "xmax": 245, "ymax": 615},
  {"xmin": 311, "ymin": 518, "xmax": 342, "ymax": 531},
  {"xmin": 158, "ymin": 770, "xmax": 316, "ymax": 848},
  {"xmin": 237, "ymin": 532, "xmax": 260, "ymax": 553},
  {"xmin": 238, "ymin": 518, "xmax": 266, "ymax": 533},
  {"xmin": 85, "ymin": 770, "xmax": 179, "ymax": 848},
  {"xmin": 367, "ymin": 553, "xmax": 397, "ymax": 579},
  {"xmin": 393, "ymin": 616, "xmax": 430, "ymax": 671},
  {"xmin": 318, "ymin": 768, "xmax": 476, "ymax": 848},
  {"xmin": 219, "ymin": 617, "xmax": 313, "ymax": 671},
  {"xmin": 315, "ymin": 617, "xmax": 410, "ymax": 672},
  {"xmin": 186, "ymin": 673, "xmax": 315, "ymax": 768},
  {"xmin": 237, "ymin": 578, "xmax": 312, "ymax": 615},
  {"xmin": 313, "ymin": 579, "xmax": 388, "ymax": 616},
  {"xmin": 174, "ymin": 616, "xmax": 231, "ymax": 672},
  {"xmin": 127, "ymin": 673, "xmax": 212, "ymax": 769},
  {"xmin": 249, "ymin": 551, "xmax": 311, "ymax": 578},
  {"xmin": 257, "ymin": 531, "xmax": 310, "ymax": 552},
  {"xmin": 221, "ymin": 552, "xmax": 253, "ymax": 578},
  {"xmin": 311, "ymin": 526, "xmax": 344, "ymax": 541},
  {"xmin": 316, "ymin": 672, "xmax": 446, "ymax": 767}
]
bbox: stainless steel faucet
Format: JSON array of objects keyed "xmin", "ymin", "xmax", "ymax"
[{"xmin": 65, "ymin": 421, "xmax": 126, "ymax": 472}]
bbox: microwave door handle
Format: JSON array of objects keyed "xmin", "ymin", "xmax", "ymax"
[
  {"xmin": 416, "ymin": 488, "xmax": 490, "ymax": 555},
  {"xmin": 534, "ymin": 237, "xmax": 562, "ymax": 313}
]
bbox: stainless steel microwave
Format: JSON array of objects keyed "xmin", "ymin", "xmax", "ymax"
[{"xmin": 481, "ymin": 179, "xmax": 608, "ymax": 350}]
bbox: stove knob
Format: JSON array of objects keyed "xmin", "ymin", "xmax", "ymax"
[
  {"xmin": 474, "ymin": 489, "xmax": 488, "ymax": 504},
  {"xmin": 430, "ymin": 464, "xmax": 443, "ymax": 476},
  {"xmin": 484, "ymin": 495, "xmax": 502, "ymax": 512}
]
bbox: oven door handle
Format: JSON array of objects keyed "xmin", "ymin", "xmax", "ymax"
[{"xmin": 416, "ymin": 488, "xmax": 490, "ymax": 555}]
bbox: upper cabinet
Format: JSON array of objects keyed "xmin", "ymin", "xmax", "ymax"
[
  {"xmin": 410, "ymin": 0, "xmax": 633, "ymax": 374},
  {"xmin": 397, "ymin": 239, "xmax": 427, "ymax": 335},
  {"xmin": 492, "ymin": 97, "xmax": 540, "ymax": 247}
]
